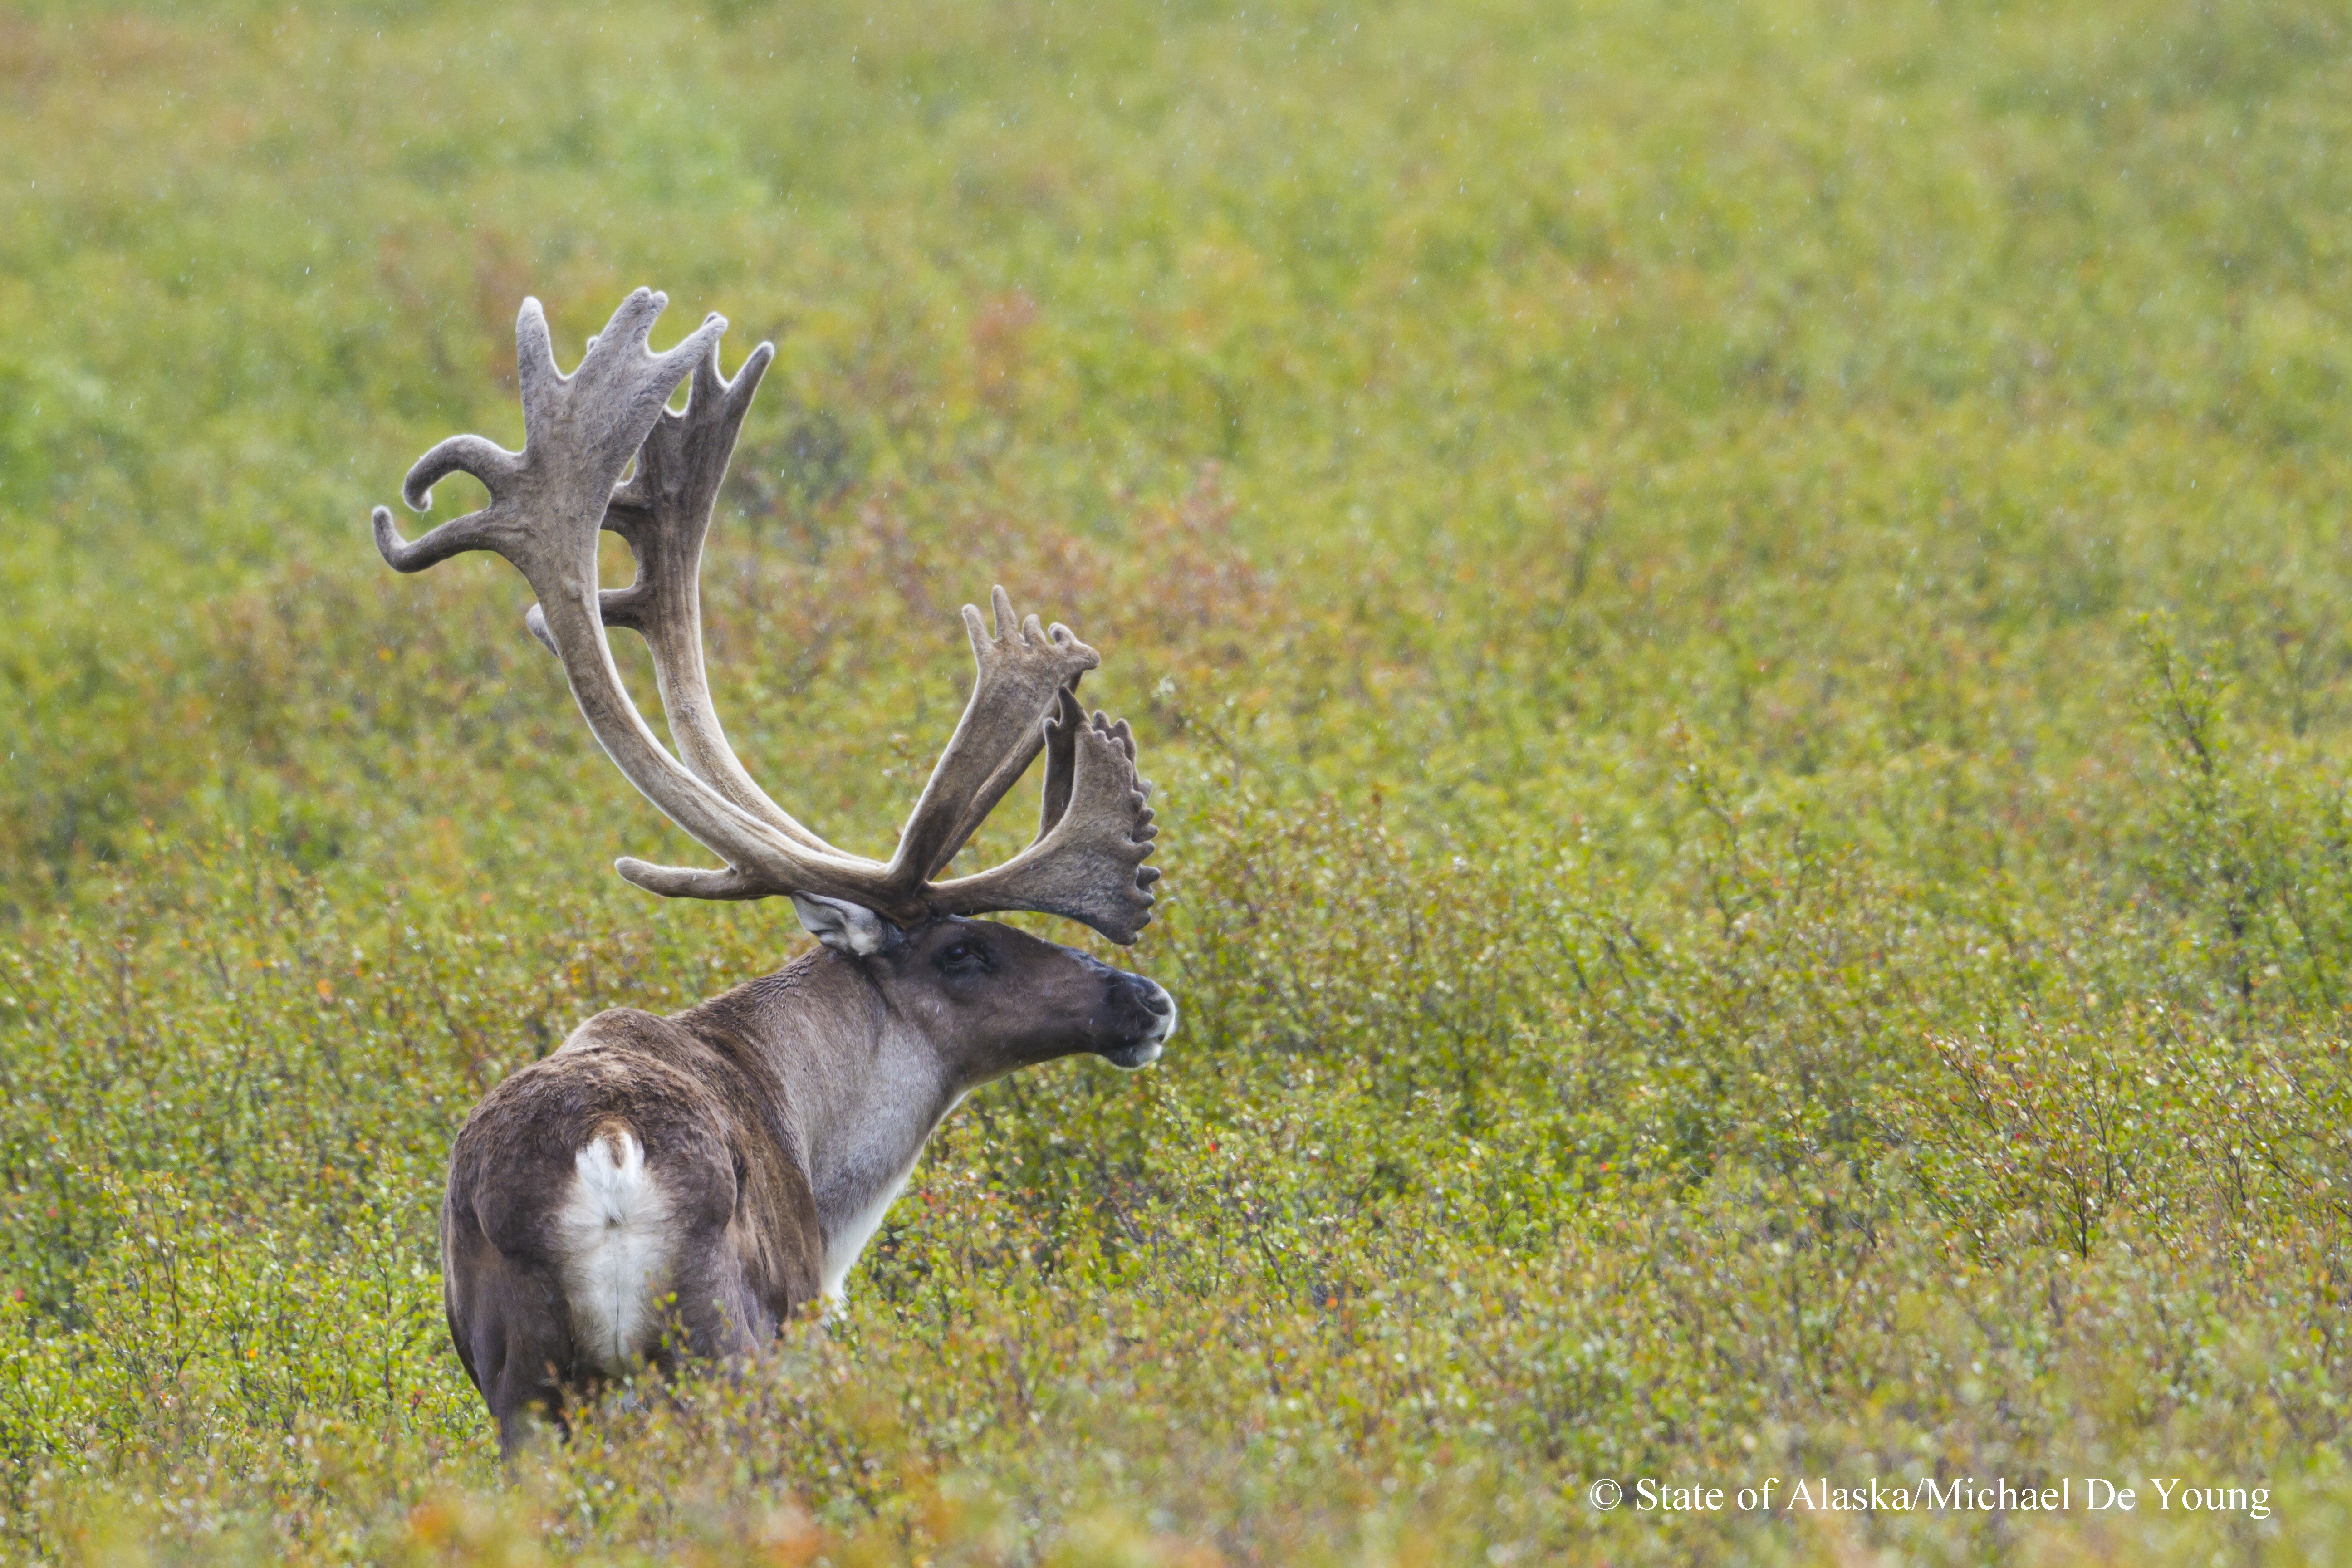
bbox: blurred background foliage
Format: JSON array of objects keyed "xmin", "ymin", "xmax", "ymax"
[{"xmin": 1, "ymin": 0, "xmax": 2351, "ymax": 1561}]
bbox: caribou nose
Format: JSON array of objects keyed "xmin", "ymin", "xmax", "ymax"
[
  {"xmin": 1098, "ymin": 973, "xmax": 1176, "ymax": 1069},
  {"xmin": 1130, "ymin": 976, "xmax": 1178, "ymax": 1042}
]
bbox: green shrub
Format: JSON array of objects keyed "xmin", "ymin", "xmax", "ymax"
[{"xmin": 5, "ymin": 0, "xmax": 2352, "ymax": 1561}]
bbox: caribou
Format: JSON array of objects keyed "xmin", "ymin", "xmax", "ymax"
[{"xmin": 371, "ymin": 288, "xmax": 1174, "ymax": 1455}]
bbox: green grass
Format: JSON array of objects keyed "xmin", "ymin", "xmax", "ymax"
[{"xmin": 3, "ymin": 0, "xmax": 2352, "ymax": 1560}]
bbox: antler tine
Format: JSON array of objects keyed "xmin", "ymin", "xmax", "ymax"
[
  {"xmin": 931, "ymin": 706, "xmax": 1160, "ymax": 943},
  {"xmin": 1032, "ymin": 684, "xmax": 1085, "ymax": 845},
  {"xmin": 887, "ymin": 585, "xmax": 1099, "ymax": 887},
  {"xmin": 919, "ymin": 668, "xmax": 1083, "ymax": 880},
  {"xmin": 521, "ymin": 334, "xmax": 843, "ymax": 858},
  {"xmin": 371, "ymin": 435, "xmax": 525, "ymax": 574}
]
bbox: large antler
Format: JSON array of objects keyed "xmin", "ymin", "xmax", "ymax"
[
  {"xmin": 376, "ymin": 289, "xmax": 1159, "ymax": 942},
  {"xmin": 520, "ymin": 335, "xmax": 842, "ymax": 854}
]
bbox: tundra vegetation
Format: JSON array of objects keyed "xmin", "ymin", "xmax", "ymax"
[{"xmin": 0, "ymin": 0, "xmax": 2349, "ymax": 1562}]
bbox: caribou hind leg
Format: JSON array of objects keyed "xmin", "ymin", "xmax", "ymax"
[{"xmin": 442, "ymin": 1200, "xmax": 583, "ymax": 1460}]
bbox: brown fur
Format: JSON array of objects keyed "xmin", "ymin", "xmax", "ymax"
[{"xmin": 441, "ymin": 919, "xmax": 1174, "ymax": 1455}]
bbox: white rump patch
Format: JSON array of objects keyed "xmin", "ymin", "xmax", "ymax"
[{"xmin": 553, "ymin": 1127, "xmax": 674, "ymax": 1376}]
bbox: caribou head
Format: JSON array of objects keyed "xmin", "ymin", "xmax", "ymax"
[{"xmin": 373, "ymin": 288, "xmax": 1173, "ymax": 1455}]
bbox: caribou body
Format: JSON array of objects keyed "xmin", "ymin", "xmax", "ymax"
[{"xmin": 373, "ymin": 288, "xmax": 1172, "ymax": 1454}]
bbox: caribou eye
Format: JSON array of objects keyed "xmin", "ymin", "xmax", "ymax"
[{"xmin": 936, "ymin": 941, "xmax": 988, "ymax": 975}]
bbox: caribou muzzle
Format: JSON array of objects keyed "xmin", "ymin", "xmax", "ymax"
[{"xmin": 1098, "ymin": 967, "xmax": 1178, "ymax": 1070}]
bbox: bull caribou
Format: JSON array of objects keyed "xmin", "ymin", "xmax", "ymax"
[{"xmin": 372, "ymin": 289, "xmax": 1173, "ymax": 1455}]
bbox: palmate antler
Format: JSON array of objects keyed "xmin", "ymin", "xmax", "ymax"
[{"xmin": 374, "ymin": 289, "xmax": 1159, "ymax": 942}]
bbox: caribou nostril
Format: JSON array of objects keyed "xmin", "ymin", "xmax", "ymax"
[{"xmin": 1133, "ymin": 980, "xmax": 1173, "ymax": 1016}]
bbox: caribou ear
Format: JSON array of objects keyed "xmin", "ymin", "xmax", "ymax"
[{"xmin": 791, "ymin": 892, "xmax": 897, "ymax": 957}]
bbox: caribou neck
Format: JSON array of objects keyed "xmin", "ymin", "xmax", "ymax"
[{"xmin": 682, "ymin": 948, "xmax": 974, "ymax": 1297}]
